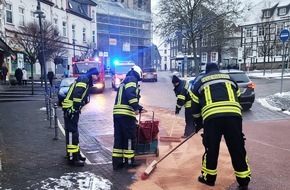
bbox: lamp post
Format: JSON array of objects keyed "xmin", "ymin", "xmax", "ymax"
[{"xmin": 34, "ymin": 0, "xmax": 48, "ymax": 119}]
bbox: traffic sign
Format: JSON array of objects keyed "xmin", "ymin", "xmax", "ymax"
[{"xmin": 280, "ymin": 29, "xmax": 289, "ymax": 42}]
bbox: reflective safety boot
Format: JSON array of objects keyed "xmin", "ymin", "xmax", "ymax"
[
  {"xmin": 68, "ymin": 154, "xmax": 85, "ymax": 167},
  {"xmin": 198, "ymin": 175, "xmax": 215, "ymax": 186},
  {"xmin": 78, "ymin": 152, "xmax": 86, "ymax": 161}
]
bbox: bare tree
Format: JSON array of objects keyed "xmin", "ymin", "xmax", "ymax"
[
  {"xmin": 154, "ymin": 0, "xmax": 246, "ymax": 75},
  {"xmin": 12, "ymin": 21, "xmax": 67, "ymax": 93}
]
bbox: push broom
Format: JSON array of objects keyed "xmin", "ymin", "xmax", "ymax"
[
  {"xmin": 141, "ymin": 131, "xmax": 196, "ymax": 180},
  {"xmin": 159, "ymin": 115, "xmax": 182, "ymax": 142}
]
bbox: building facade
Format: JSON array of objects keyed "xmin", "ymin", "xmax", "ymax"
[{"xmin": 95, "ymin": 0, "xmax": 152, "ymax": 70}]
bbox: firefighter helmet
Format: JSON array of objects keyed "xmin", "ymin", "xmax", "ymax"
[
  {"xmin": 86, "ymin": 67, "xmax": 99, "ymax": 76},
  {"xmin": 131, "ymin": 65, "xmax": 143, "ymax": 81}
]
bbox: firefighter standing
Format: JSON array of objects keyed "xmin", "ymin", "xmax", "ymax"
[
  {"xmin": 190, "ymin": 63, "xmax": 251, "ymax": 190},
  {"xmin": 172, "ymin": 75, "xmax": 195, "ymax": 138},
  {"xmin": 62, "ymin": 67, "xmax": 99, "ymax": 166},
  {"xmin": 112, "ymin": 65, "xmax": 147, "ymax": 170}
]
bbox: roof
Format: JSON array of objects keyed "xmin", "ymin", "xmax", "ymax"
[
  {"xmin": 239, "ymin": 0, "xmax": 290, "ymax": 26},
  {"xmin": 0, "ymin": 38, "xmax": 13, "ymax": 57}
]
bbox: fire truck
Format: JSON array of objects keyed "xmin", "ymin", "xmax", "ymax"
[
  {"xmin": 111, "ymin": 60, "xmax": 135, "ymax": 90},
  {"xmin": 72, "ymin": 57, "xmax": 105, "ymax": 93}
]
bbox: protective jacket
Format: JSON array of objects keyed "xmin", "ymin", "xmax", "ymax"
[
  {"xmin": 190, "ymin": 70, "xmax": 241, "ymax": 122},
  {"xmin": 62, "ymin": 74, "xmax": 90, "ymax": 111},
  {"xmin": 113, "ymin": 75, "xmax": 142, "ymax": 118},
  {"xmin": 174, "ymin": 80, "xmax": 192, "ymax": 111}
]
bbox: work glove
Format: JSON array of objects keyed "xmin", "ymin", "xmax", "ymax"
[
  {"xmin": 175, "ymin": 106, "xmax": 180, "ymax": 115},
  {"xmin": 67, "ymin": 107, "xmax": 78, "ymax": 120},
  {"xmin": 195, "ymin": 117, "xmax": 203, "ymax": 133}
]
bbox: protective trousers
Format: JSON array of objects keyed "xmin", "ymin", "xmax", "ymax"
[
  {"xmin": 201, "ymin": 116, "xmax": 251, "ymax": 186},
  {"xmin": 64, "ymin": 111, "xmax": 80, "ymax": 161},
  {"xmin": 112, "ymin": 116, "xmax": 137, "ymax": 167},
  {"xmin": 184, "ymin": 107, "xmax": 195, "ymax": 136}
]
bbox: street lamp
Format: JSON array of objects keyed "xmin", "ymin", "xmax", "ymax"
[{"xmin": 34, "ymin": 0, "xmax": 49, "ymax": 118}]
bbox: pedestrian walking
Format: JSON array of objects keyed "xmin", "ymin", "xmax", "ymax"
[
  {"xmin": 22, "ymin": 68, "xmax": 28, "ymax": 85},
  {"xmin": 14, "ymin": 68, "xmax": 23, "ymax": 85},
  {"xmin": 190, "ymin": 63, "xmax": 251, "ymax": 190},
  {"xmin": 47, "ymin": 70, "xmax": 55, "ymax": 87},
  {"xmin": 62, "ymin": 67, "xmax": 99, "ymax": 166},
  {"xmin": 172, "ymin": 75, "xmax": 195, "ymax": 138},
  {"xmin": 112, "ymin": 65, "xmax": 147, "ymax": 170},
  {"xmin": 1, "ymin": 64, "xmax": 8, "ymax": 83}
]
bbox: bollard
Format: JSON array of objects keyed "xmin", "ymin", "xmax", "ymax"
[
  {"xmin": 53, "ymin": 103, "xmax": 60, "ymax": 140},
  {"xmin": 45, "ymin": 93, "xmax": 49, "ymax": 120},
  {"xmin": 49, "ymin": 97, "xmax": 53, "ymax": 128}
]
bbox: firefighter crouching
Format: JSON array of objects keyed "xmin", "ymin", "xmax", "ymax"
[
  {"xmin": 62, "ymin": 67, "xmax": 99, "ymax": 166},
  {"xmin": 112, "ymin": 65, "xmax": 147, "ymax": 170},
  {"xmin": 172, "ymin": 75, "xmax": 195, "ymax": 138},
  {"xmin": 190, "ymin": 63, "xmax": 251, "ymax": 190}
]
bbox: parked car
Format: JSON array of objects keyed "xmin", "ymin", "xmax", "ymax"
[
  {"xmin": 190, "ymin": 69, "xmax": 255, "ymax": 111},
  {"xmin": 142, "ymin": 68, "xmax": 157, "ymax": 82},
  {"xmin": 57, "ymin": 77, "xmax": 90, "ymax": 106}
]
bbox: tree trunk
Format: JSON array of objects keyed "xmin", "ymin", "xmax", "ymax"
[{"xmin": 30, "ymin": 63, "xmax": 34, "ymax": 95}]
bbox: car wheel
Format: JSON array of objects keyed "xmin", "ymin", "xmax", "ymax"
[{"xmin": 242, "ymin": 104, "xmax": 252, "ymax": 111}]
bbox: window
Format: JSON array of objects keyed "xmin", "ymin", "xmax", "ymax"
[
  {"xmin": 264, "ymin": 10, "xmax": 270, "ymax": 18},
  {"xmin": 164, "ymin": 56, "xmax": 167, "ymax": 61},
  {"xmin": 19, "ymin": 7, "xmax": 25, "ymax": 26},
  {"xmin": 72, "ymin": 24, "xmax": 76, "ymax": 39},
  {"xmin": 211, "ymin": 36, "xmax": 217, "ymax": 46},
  {"xmin": 278, "ymin": 7, "xmax": 286, "ymax": 15},
  {"xmin": 201, "ymin": 52, "xmax": 207, "ymax": 63},
  {"xmin": 258, "ymin": 27, "xmax": 265, "ymax": 36},
  {"xmin": 211, "ymin": 52, "xmax": 217, "ymax": 62},
  {"xmin": 202, "ymin": 36, "xmax": 207, "ymax": 47},
  {"xmin": 276, "ymin": 23, "xmax": 284, "ymax": 35},
  {"xmin": 164, "ymin": 49, "xmax": 167, "ymax": 54},
  {"xmin": 91, "ymin": 10, "xmax": 95, "ymax": 22},
  {"xmin": 62, "ymin": 21, "xmax": 67, "ymax": 37},
  {"xmin": 164, "ymin": 43, "xmax": 167, "ymax": 48},
  {"xmin": 30, "ymin": 11, "xmax": 36, "ymax": 22},
  {"xmin": 92, "ymin": 31, "xmax": 95, "ymax": 43},
  {"xmin": 246, "ymin": 28, "xmax": 252, "ymax": 37},
  {"xmin": 82, "ymin": 28, "xmax": 86, "ymax": 42},
  {"xmin": 53, "ymin": 18, "xmax": 58, "ymax": 29},
  {"xmin": 6, "ymin": 4, "xmax": 12, "ymax": 23}
]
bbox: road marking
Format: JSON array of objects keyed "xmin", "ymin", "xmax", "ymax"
[{"xmin": 249, "ymin": 139, "xmax": 290, "ymax": 152}]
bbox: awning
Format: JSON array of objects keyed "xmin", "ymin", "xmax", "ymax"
[{"xmin": 0, "ymin": 37, "xmax": 13, "ymax": 57}]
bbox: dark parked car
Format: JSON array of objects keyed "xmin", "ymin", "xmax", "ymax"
[
  {"xmin": 142, "ymin": 68, "xmax": 157, "ymax": 82},
  {"xmin": 57, "ymin": 77, "xmax": 90, "ymax": 106},
  {"xmin": 190, "ymin": 69, "xmax": 255, "ymax": 111}
]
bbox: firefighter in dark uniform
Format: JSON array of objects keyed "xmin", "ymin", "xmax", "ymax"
[
  {"xmin": 62, "ymin": 67, "xmax": 99, "ymax": 166},
  {"xmin": 112, "ymin": 65, "xmax": 147, "ymax": 170},
  {"xmin": 172, "ymin": 75, "xmax": 195, "ymax": 138},
  {"xmin": 190, "ymin": 63, "xmax": 251, "ymax": 190}
]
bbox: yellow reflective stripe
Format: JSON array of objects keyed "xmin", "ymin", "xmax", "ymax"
[
  {"xmin": 117, "ymin": 85, "xmax": 124, "ymax": 104},
  {"xmin": 125, "ymin": 82, "xmax": 136, "ymax": 89},
  {"xmin": 114, "ymin": 104, "xmax": 134, "ymax": 111},
  {"xmin": 189, "ymin": 90, "xmax": 199, "ymax": 103},
  {"xmin": 112, "ymin": 148, "xmax": 124, "ymax": 157},
  {"xmin": 76, "ymin": 82, "xmax": 87, "ymax": 88},
  {"xmin": 226, "ymin": 82, "xmax": 235, "ymax": 102},
  {"xmin": 177, "ymin": 94, "xmax": 185, "ymax": 100},
  {"xmin": 67, "ymin": 144, "xmax": 79, "ymax": 153},
  {"xmin": 129, "ymin": 98, "xmax": 138, "ymax": 104},
  {"xmin": 204, "ymin": 85, "xmax": 212, "ymax": 105},
  {"xmin": 113, "ymin": 148, "xmax": 123, "ymax": 153},
  {"xmin": 202, "ymin": 101, "xmax": 241, "ymax": 112},
  {"xmin": 237, "ymin": 88, "xmax": 241, "ymax": 97},
  {"xmin": 124, "ymin": 149, "xmax": 134, "ymax": 159},
  {"xmin": 62, "ymin": 99, "xmax": 73, "ymax": 108},
  {"xmin": 113, "ymin": 110, "xmax": 135, "ymax": 117},
  {"xmin": 235, "ymin": 155, "xmax": 251, "ymax": 179},
  {"xmin": 184, "ymin": 100, "xmax": 191, "ymax": 108},
  {"xmin": 202, "ymin": 166, "xmax": 218, "ymax": 175},
  {"xmin": 203, "ymin": 106, "xmax": 242, "ymax": 120},
  {"xmin": 176, "ymin": 105, "xmax": 182, "ymax": 109},
  {"xmin": 193, "ymin": 113, "xmax": 201, "ymax": 118},
  {"xmin": 73, "ymin": 98, "xmax": 82, "ymax": 102}
]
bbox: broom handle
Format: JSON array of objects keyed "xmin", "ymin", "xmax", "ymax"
[
  {"xmin": 169, "ymin": 115, "xmax": 177, "ymax": 137},
  {"xmin": 157, "ymin": 132, "xmax": 196, "ymax": 164}
]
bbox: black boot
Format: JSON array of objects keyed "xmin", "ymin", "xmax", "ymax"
[
  {"xmin": 78, "ymin": 152, "xmax": 86, "ymax": 161},
  {"xmin": 68, "ymin": 154, "xmax": 85, "ymax": 167},
  {"xmin": 198, "ymin": 175, "xmax": 215, "ymax": 186},
  {"xmin": 125, "ymin": 159, "xmax": 142, "ymax": 168}
]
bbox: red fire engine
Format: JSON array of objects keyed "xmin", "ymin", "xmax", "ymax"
[{"xmin": 72, "ymin": 57, "xmax": 105, "ymax": 93}]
